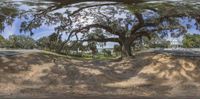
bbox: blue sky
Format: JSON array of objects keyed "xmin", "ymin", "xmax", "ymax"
[{"xmin": 2, "ymin": 18, "xmax": 54, "ymax": 39}]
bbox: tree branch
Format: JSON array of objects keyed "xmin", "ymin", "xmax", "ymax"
[
  {"xmin": 50, "ymin": 0, "xmax": 144, "ymax": 5},
  {"xmin": 131, "ymin": 13, "xmax": 144, "ymax": 34},
  {"xmin": 69, "ymin": 3, "xmax": 119, "ymax": 16},
  {"xmin": 81, "ymin": 38, "xmax": 119, "ymax": 42},
  {"xmin": 72, "ymin": 23, "xmax": 119, "ymax": 35}
]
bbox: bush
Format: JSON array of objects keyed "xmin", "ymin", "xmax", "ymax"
[{"xmin": 102, "ymin": 49, "xmax": 112, "ymax": 57}]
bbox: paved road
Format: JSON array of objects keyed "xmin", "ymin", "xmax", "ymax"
[
  {"xmin": 0, "ymin": 49, "xmax": 42, "ymax": 56},
  {"xmin": 137, "ymin": 48, "xmax": 200, "ymax": 57}
]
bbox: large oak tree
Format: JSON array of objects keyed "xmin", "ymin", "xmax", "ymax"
[{"xmin": 1, "ymin": 0, "xmax": 200, "ymax": 58}]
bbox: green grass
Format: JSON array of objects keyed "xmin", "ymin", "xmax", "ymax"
[
  {"xmin": 69, "ymin": 53, "xmax": 117, "ymax": 61},
  {"xmin": 40, "ymin": 50, "xmax": 118, "ymax": 61}
]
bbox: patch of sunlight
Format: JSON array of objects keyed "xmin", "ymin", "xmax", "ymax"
[
  {"xmin": 78, "ymin": 67, "xmax": 103, "ymax": 75},
  {"xmin": 103, "ymin": 77, "xmax": 147, "ymax": 88}
]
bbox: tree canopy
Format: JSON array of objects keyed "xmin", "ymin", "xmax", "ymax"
[
  {"xmin": 8, "ymin": 35, "xmax": 36, "ymax": 49},
  {"xmin": 1, "ymin": 0, "xmax": 200, "ymax": 58},
  {"xmin": 183, "ymin": 34, "xmax": 200, "ymax": 48}
]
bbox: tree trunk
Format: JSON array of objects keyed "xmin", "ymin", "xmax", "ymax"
[{"xmin": 120, "ymin": 40, "xmax": 132, "ymax": 58}]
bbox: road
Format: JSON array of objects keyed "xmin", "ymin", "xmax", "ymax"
[
  {"xmin": 0, "ymin": 49, "xmax": 42, "ymax": 56},
  {"xmin": 137, "ymin": 48, "xmax": 200, "ymax": 57}
]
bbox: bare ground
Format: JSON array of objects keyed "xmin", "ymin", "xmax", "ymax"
[{"xmin": 0, "ymin": 50, "xmax": 200, "ymax": 98}]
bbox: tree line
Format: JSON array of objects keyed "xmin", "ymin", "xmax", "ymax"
[
  {"xmin": 0, "ymin": 34, "xmax": 110, "ymax": 57},
  {"xmin": 0, "ymin": 33, "xmax": 199, "ymax": 57}
]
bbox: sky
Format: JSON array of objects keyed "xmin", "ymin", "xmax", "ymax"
[{"xmin": 1, "ymin": 0, "xmax": 200, "ymax": 48}]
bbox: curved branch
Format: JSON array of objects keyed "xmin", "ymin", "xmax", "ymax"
[
  {"xmin": 50, "ymin": 0, "xmax": 144, "ymax": 5},
  {"xmin": 70, "ymin": 3, "xmax": 119, "ymax": 16},
  {"xmin": 129, "ymin": 25, "xmax": 186, "ymax": 44},
  {"xmin": 131, "ymin": 13, "xmax": 144, "ymax": 34},
  {"xmin": 73, "ymin": 23, "xmax": 119, "ymax": 35},
  {"xmin": 58, "ymin": 23, "xmax": 118, "ymax": 51},
  {"xmin": 81, "ymin": 38, "xmax": 119, "ymax": 42}
]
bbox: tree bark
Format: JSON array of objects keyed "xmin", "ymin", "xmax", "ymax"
[{"xmin": 120, "ymin": 40, "xmax": 133, "ymax": 58}]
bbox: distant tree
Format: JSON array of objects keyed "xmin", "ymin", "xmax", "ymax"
[
  {"xmin": 183, "ymin": 34, "xmax": 200, "ymax": 48},
  {"xmin": 8, "ymin": 35, "xmax": 36, "ymax": 49},
  {"xmin": 102, "ymin": 49, "xmax": 107, "ymax": 56},
  {"xmin": 132, "ymin": 37, "xmax": 149, "ymax": 51},
  {"xmin": 36, "ymin": 37, "xmax": 50, "ymax": 50},
  {"xmin": 88, "ymin": 42, "xmax": 98, "ymax": 58},
  {"xmin": 113, "ymin": 45, "xmax": 121, "ymax": 56},
  {"xmin": 0, "ymin": 35, "xmax": 5, "ymax": 47},
  {"xmin": 36, "ymin": 33, "xmax": 63, "ymax": 51},
  {"xmin": 102, "ymin": 49, "xmax": 112, "ymax": 57},
  {"xmin": 68, "ymin": 41, "xmax": 85, "ymax": 57},
  {"xmin": 49, "ymin": 33, "xmax": 62, "ymax": 52},
  {"xmin": 132, "ymin": 33, "xmax": 171, "ymax": 50},
  {"xmin": 148, "ymin": 34, "xmax": 171, "ymax": 48}
]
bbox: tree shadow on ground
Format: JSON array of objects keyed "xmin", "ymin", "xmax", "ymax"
[
  {"xmin": 1, "ymin": 51, "xmax": 200, "ymax": 97},
  {"xmin": 22, "ymin": 52, "xmax": 200, "ymax": 96},
  {"xmin": 0, "ymin": 52, "xmax": 56, "ymax": 73}
]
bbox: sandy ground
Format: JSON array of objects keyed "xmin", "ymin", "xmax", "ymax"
[{"xmin": 0, "ymin": 50, "xmax": 200, "ymax": 98}]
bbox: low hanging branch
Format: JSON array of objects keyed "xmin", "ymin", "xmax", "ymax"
[
  {"xmin": 72, "ymin": 23, "xmax": 120, "ymax": 36},
  {"xmin": 81, "ymin": 37, "xmax": 120, "ymax": 42},
  {"xmin": 50, "ymin": 0, "xmax": 144, "ymax": 5}
]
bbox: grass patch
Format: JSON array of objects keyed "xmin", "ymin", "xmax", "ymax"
[
  {"xmin": 68, "ymin": 53, "xmax": 117, "ymax": 61},
  {"xmin": 40, "ymin": 50, "xmax": 118, "ymax": 61}
]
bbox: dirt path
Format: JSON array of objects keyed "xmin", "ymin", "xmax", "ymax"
[
  {"xmin": 1, "ymin": 95, "xmax": 200, "ymax": 99},
  {"xmin": 0, "ymin": 50, "xmax": 200, "ymax": 98}
]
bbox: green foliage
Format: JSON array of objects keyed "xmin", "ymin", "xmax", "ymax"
[
  {"xmin": 0, "ymin": 3, "xmax": 19, "ymax": 31},
  {"xmin": 183, "ymin": 34, "xmax": 200, "ymax": 48},
  {"xmin": 127, "ymin": 2, "xmax": 199, "ymax": 17},
  {"xmin": 0, "ymin": 35, "xmax": 36, "ymax": 49},
  {"xmin": 87, "ymin": 42, "xmax": 98, "ymax": 56},
  {"xmin": 149, "ymin": 42, "xmax": 170, "ymax": 48},
  {"xmin": 36, "ymin": 33, "xmax": 63, "ymax": 51},
  {"xmin": 148, "ymin": 35, "xmax": 171, "ymax": 48},
  {"xmin": 113, "ymin": 45, "xmax": 121, "ymax": 56},
  {"xmin": 0, "ymin": 35, "xmax": 5, "ymax": 47},
  {"xmin": 36, "ymin": 37, "xmax": 50, "ymax": 50},
  {"xmin": 131, "ymin": 34, "xmax": 171, "ymax": 50},
  {"xmin": 1, "ymin": 1, "xmax": 200, "ymax": 58},
  {"xmin": 102, "ymin": 49, "xmax": 112, "ymax": 57},
  {"xmin": 8, "ymin": 35, "xmax": 36, "ymax": 49}
]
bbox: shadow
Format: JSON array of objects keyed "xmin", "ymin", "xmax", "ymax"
[
  {"xmin": 29, "ymin": 51, "xmax": 200, "ymax": 96},
  {"xmin": 0, "ymin": 51, "xmax": 21, "ymax": 57},
  {"xmin": 154, "ymin": 49, "xmax": 200, "ymax": 57},
  {"xmin": 0, "ymin": 52, "xmax": 56, "ymax": 73},
  {"xmin": 134, "ymin": 52, "xmax": 200, "ymax": 96},
  {"xmin": 1, "ymin": 50, "xmax": 200, "ymax": 97}
]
